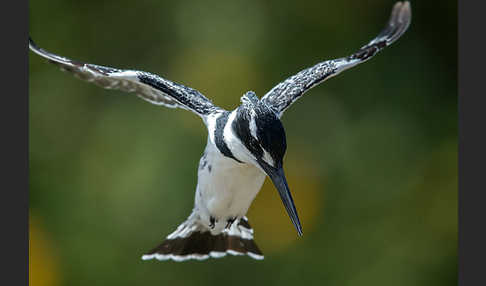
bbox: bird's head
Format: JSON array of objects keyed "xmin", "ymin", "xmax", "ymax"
[{"xmin": 233, "ymin": 91, "xmax": 303, "ymax": 236}]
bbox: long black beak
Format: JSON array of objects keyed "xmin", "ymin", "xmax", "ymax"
[{"xmin": 260, "ymin": 163, "xmax": 303, "ymax": 236}]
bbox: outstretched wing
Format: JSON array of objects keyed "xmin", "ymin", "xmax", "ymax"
[
  {"xmin": 261, "ymin": 1, "xmax": 411, "ymax": 118},
  {"xmin": 29, "ymin": 38, "xmax": 222, "ymax": 118}
]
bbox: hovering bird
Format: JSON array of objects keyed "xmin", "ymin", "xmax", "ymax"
[{"xmin": 29, "ymin": 2, "xmax": 411, "ymax": 261}]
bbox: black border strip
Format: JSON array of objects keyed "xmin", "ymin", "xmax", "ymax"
[
  {"xmin": 459, "ymin": 0, "xmax": 485, "ymax": 285},
  {"xmin": 3, "ymin": 0, "xmax": 28, "ymax": 284}
]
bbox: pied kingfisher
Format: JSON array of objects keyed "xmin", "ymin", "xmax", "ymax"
[{"xmin": 29, "ymin": 2, "xmax": 411, "ymax": 261}]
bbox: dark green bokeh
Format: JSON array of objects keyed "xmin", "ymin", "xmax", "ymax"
[{"xmin": 29, "ymin": 1, "xmax": 457, "ymax": 285}]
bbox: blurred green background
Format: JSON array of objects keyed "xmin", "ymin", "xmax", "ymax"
[{"xmin": 29, "ymin": 0, "xmax": 457, "ymax": 285}]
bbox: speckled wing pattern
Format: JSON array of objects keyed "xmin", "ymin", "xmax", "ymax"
[
  {"xmin": 29, "ymin": 38, "xmax": 221, "ymax": 117},
  {"xmin": 261, "ymin": 1, "xmax": 412, "ymax": 118}
]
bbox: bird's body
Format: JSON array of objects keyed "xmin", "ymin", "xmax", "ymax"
[
  {"xmin": 29, "ymin": 2, "xmax": 411, "ymax": 261},
  {"xmin": 196, "ymin": 114, "xmax": 266, "ymax": 234}
]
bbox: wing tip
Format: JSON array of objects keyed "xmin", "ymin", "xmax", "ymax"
[
  {"xmin": 28, "ymin": 36, "xmax": 40, "ymax": 53},
  {"xmin": 367, "ymin": 1, "xmax": 411, "ymax": 49},
  {"xmin": 28, "ymin": 36, "xmax": 57, "ymax": 61},
  {"xmin": 389, "ymin": 1, "xmax": 412, "ymax": 41}
]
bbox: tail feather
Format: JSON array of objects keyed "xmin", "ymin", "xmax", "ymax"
[{"xmin": 142, "ymin": 217, "xmax": 263, "ymax": 261}]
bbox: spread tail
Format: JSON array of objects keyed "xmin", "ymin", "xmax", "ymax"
[{"xmin": 141, "ymin": 216, "xmax": 263, "ymax": 261}]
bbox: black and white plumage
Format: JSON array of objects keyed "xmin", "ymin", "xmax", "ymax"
[
  {"xmin": 262, "ymin": 1, "xmax": 411, "ymax": 118},
  {"xmin": 29, "ymin": 2, "xmax": 411, "ymax": 261},
  {"xmin": 28, "ymin": 39, "xmax": 222, "ymax": 117}
]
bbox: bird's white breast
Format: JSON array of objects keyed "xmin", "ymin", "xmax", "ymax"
[{"xmin": 195, "ymin": 137, "xmax": 266, "ymax": 233}]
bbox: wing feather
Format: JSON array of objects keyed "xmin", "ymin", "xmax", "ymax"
[
  {"xmin": 29, "ymin": 38, "xmax": 222, "ymax": 117},
  {"xmin": 261, "ymin": 1, "xmax": 411, "ymax": 118}
]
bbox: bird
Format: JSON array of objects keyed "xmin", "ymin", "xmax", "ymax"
[{"xmin": 29, "ymin": 2, "xmax": 411, "ymax": 262}]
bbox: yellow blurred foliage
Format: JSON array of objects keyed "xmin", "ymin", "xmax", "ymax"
[
  {"xmin": 29, "ymin": 216, "xmax": 60, "ymax": 286},
  {"xmin": 248, "ymin": 156, "xmax": 324, "ymax": 253},
  {"xmin": 171, "ymin": 48, "xmax": 261, "ymax": 109}
]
